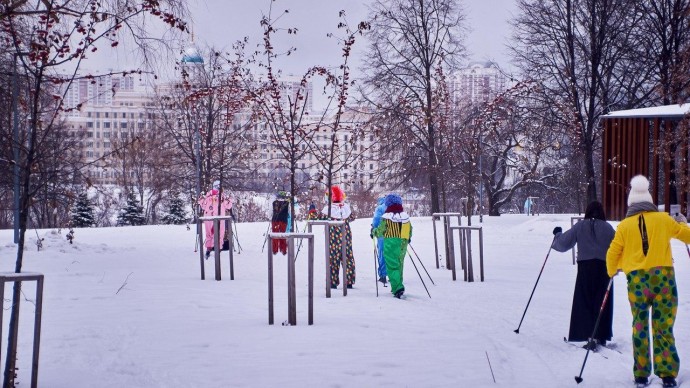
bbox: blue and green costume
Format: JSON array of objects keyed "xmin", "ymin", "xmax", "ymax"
[{"xmin": 373, "ymin": 194, "xmax": 412, "ymax": 296}]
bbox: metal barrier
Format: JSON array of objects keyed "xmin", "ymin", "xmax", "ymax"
[
  {"xmin": 432, "ymin": 213, "xmax": 463, "ymax": 270},
  {"xmin": 198, "ymin": 216, "xmax": 235, "ymax": 281},
  {"xmin": 570, "ymin": 217, "xmax": 584, "ymax": 265},
  {"xmin": 449, "ymin": 226, "xmax": 485, "ymax": 282},
  {"xmin": 267, "ymin": 233, "xmax": 315, "ymax": 326},
  {"xmin": 306, "ymin": 220, "xmax": 347, "ymax": 298},
  {"xmin": 0, "ymin": 272, "xmax": 44, "ymax": 388}
]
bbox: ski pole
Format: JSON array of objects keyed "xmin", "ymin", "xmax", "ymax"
[
  {"xmin": 409, "ymin": 243, "xmax": 435, "ymax": 285},
  {"xmin": 407, "ymin": 250, "xmax": 431, "ymax": 298},
  {"xmin": 231, "ymin": 216, "xmax": 242, "ymax": 253},
  {"xmin": 514, "ymin": 237, "xmax": 555, "ymax": 334},
  {"xmin": 261, "ymin": 222, "xmax": 271, "ymax": 253},
  {"xmin": 373, "ymin": 238, "xmax": 379, "ymax": 297},
  {"xmin": 574, "ymin": 276, "xmax": 615, "ymax": 384},
  {"xmin": 685, "ymin": 244, "xmax": 690, "ymax": 260}
]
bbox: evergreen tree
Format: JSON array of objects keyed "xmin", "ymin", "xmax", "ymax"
[
  {"xmin": 161, "ymin": 193, "xmax": 188, "ymax": 225},
  {"xmin": 117, "ymin": 192, "xmax": 146, "ymax": 226},
  {"xmin": 71, "ymin": 193, "xmax": 95, "ymax": 227}
]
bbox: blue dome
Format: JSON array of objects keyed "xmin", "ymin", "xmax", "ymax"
[{"xmin": 181, "ymin": 47, "xmax": 203, "ymax": 64}]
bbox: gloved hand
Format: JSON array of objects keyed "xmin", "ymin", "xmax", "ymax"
[
  {"xmin": 369, "ymin": 227, "xmax": 374, "ymax": 239},
  {"xmin": 553, "ymin": 226, "xmax": 562, "ymax": 236},
  {"xmin": 674, "ymin": 213, "xmax": 687, "ymax": 223}
]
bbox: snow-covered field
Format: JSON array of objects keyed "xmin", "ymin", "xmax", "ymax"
[{"xmin": 2, "ymin": 214, "xmax": 690, "ymax": 387}]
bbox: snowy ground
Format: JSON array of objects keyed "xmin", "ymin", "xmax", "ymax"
[{"xmin": 2, "ymin": 214, "xmax": 690, "ymax": 387}]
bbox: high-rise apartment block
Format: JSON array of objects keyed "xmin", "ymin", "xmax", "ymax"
[{"xmin": 450, "ymin": 61, "xmax": 509, "ymax": 105}]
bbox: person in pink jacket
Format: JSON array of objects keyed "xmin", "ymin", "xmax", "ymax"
[{"xmin": 197, "ymin": 180, "xmax": 233, "ymax": 258}]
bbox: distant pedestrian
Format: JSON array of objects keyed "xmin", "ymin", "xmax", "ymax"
[
  {"xmin": 371, "ymin": 196, "xmax": 387, "ymax": 285},
  {"xmin": 606, "ymin": 175, "xmax": 690, "ymax": 388},
  {"xmin": 552, "ymin": 201, "xmax": 615, "ymax": 350},
  {"xmin": 373, "ymin": 193, "xmax": 412, "ymax": 298}
]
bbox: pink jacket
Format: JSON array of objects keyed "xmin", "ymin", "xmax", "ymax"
[{"xmin": 198, "ymin": 190, "xmax": 233, "ymax": 216}]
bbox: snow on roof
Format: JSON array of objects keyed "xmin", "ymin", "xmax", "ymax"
[{"xmin": 605, "ymin": 103, "xmax": 690, "ymax": 118}]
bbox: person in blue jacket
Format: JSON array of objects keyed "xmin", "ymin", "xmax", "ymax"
[{"xmin": 371, "ymin": 197, "xmax": 387, "ymax": 284}]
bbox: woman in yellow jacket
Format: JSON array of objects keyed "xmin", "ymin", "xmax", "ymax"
[{"xmin": 606, "ymin": 175, "xmax": 690, "ymax": 388}]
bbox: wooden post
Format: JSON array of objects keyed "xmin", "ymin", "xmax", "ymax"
[
  {"xmin": 268, "ymin": 240, "xmax": 274, "ymax": 325},
  {"xmin": 478, "ymin": 227, "xmax": 485, "ymax": 282},
  {"xmin": 432, "ymin": 215, "xmax": 440, "ymax": 269},
  {"xmin": 197, "ymin": 219, "xmax": 205, "ymax": 280},
  {"xmin": 325, "ymin": 226, "xmax": 331, "ymax": 297},
  {"xmin": 570, "ymin": 217, "xmax": 583, "ymax": 265},
  {"xmin": 287, "ymin": 237, "xmax": 296, "ymax": 326},
  {"xmin": 213, "ymin": 219, "xmax": 221, "ymax": 281},
  {"xmin": 308, "ymin": 236, "xmax": 314, "ymax": 325},
  {"xmin": 465, "ymin": 229, "xmax": 474, "ymax": 282},
  {"xmin": 341, "ymin": 224, "xmax": 347, "ymax": 297},
  {"xmin": 31, "ymin": 277, "xmax": 43, "ymax": 388},
  {"xmin": 228, "ymin": 220, "xmax": 234, "ymax": 280}
]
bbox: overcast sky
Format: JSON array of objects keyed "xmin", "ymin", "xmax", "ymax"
[{"xmin": 183, "ymin": 0, "xmax": 518, "ymax": 73}]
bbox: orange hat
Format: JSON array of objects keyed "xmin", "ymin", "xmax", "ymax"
[{"xmin": 330, "ymin": 185, "xmax": 345, "ymax": 202}]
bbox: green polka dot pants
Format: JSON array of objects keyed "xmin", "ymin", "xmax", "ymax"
[{"xmin": 626, "ymin": 266, "xmax": 679, "ymax": 379}]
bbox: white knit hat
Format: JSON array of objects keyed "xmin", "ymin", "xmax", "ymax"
[
  {"xmin": 213, "ymin": 180, "xmax": 221, "ymax": 189},
  {"xmin": 627, "ymin": 175, "xmax": 653, "ymax": 206}
]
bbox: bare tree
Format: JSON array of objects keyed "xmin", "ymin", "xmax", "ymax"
[
  {"xmin": 361, "ymin": 0, "xmax": 467, "ymax": 213},
  {"xmin": 154, "ymin": 43, "xmax": 254, "ymax": 214},
  {"xmin": 249, "ymin": 4, "xmax": 367, "ymax": 221},
  {"xmin": 0, "ymin": 0, "xmax": 186, "ymax": 383},
  {"xmin": 511, "ymin": 0, "xmax": 640, "ymax": 203}
]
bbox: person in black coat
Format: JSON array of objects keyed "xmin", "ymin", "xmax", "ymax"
[{"xmin": 552, "ymin": 201, "xmax": 615, "ymax": 350}]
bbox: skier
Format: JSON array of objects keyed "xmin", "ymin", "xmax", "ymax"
[
  {"xmin": 271, "ymin": 191, "xmax": 290, "ymax": 255},
  {"xmin": 371, "ymin": 196, "xmax": 388, "ymax": 285},
  {"xmin": 308, "ymin": 185, "xmax": 356, "ymax": 289},
  {"xmin": 197, "ymin": 180, "xmax": 233, "ymax": 258},
  {"xmin": 606, "ymin": 175, "xmax": 690, "ymax": 388},
  {"xmin": 552, "ymin": 201, "xmax": 615, "ymax": 350},
  {"xmin": 373, "ymin": 193, "xmax": 412, "ymax": 299}
]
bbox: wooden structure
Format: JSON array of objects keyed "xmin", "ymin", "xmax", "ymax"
[
  {"xmin": 431, "ymin": 213, "xmax": 463, "ymax": 270},
  {"xmin": 197, "ymin": 216, "xmax": 234, "ymax": 281},
  {"xmin": 267, "ymin": 233, "xmax": 315, "ymax": 326},
  {"xmin": 0, "ymin": 272, "xmax": 44, "ymax": 388},
  {"xmin": 449, "ymin": 226, "xmax": 485, "ymax": 282},
  {"xmin": 602, "ymin": 104, "xmax": 690, "ymax": 220}
]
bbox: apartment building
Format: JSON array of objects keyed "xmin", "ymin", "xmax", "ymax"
[
  {"xmin": 62, "ymin": 73, "xmax": 156, "ymax": 185},
  {"xmin": 450, "ymin": 61, "xmax": 509, "ymax": 104}
]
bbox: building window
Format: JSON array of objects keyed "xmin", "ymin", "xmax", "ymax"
[
  {"xmin": 120, "ymin": 122, "xmax": 127, "ymax": 129},
  {"xmin": 104, "ymin": 122, "xmax": 110, "ymax": 129}
]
